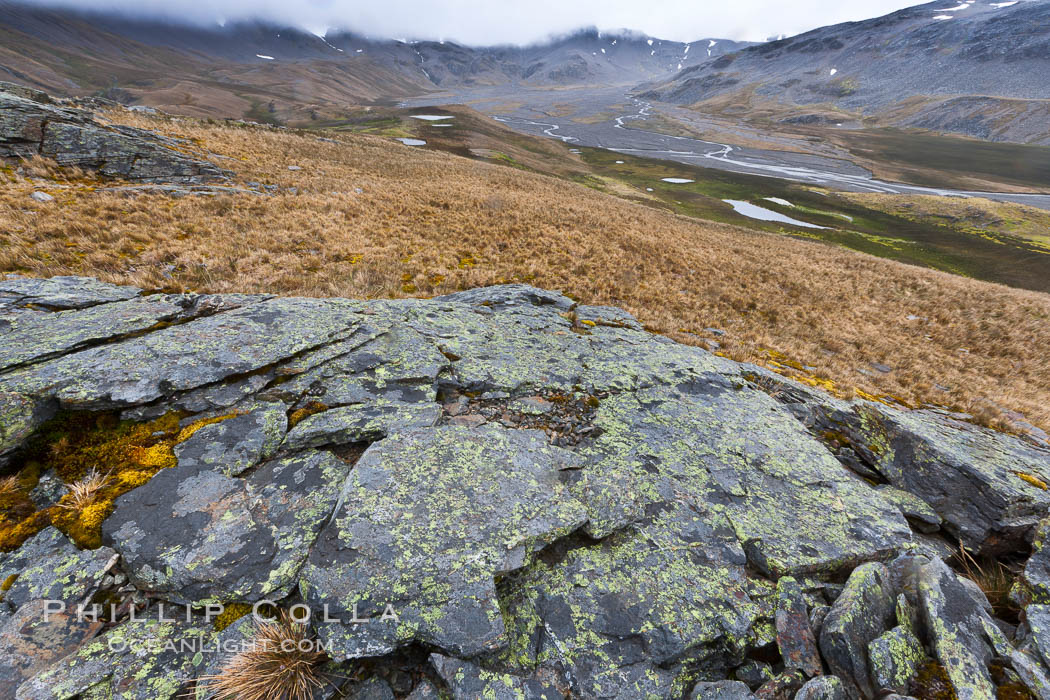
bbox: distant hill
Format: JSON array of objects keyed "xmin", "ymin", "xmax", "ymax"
[
  {"xmin": 639, "ymin": 0, "xmax": 1050, "ymax": 144},
  {"xmin": 335, "ymin": 30, "xmax": 754, "ymax": 88},
  {"xmin": 0, "ymin": 2, "xmax": 749, "ymax": 123}
]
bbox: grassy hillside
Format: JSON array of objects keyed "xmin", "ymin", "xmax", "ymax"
[
  {"xmin": 323, "ymin": 106, "xmax": 1050, "ymax": 294},
  {"xmin": 3, "ymin": 108, "xmax": 1050, "ymax": 435}
]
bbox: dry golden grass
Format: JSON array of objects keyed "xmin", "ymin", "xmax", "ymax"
[
  {"xmin": 200, "ymin": 613, "xmax": 328, "ymax": 700},
  {"xmin": 3, "ymin": 110, "xmax": 1050, "ymax": 433},
  {"xmin": 55, "ymin": 469, "xmax": 110, "ymax": 511},
  {"xmin": 0, "ymin": 476, "xmax": 20, "ymax": 496},
  {"xmin": 952, "ymin": 542, "xmax": 1021, "ymax": 621}
]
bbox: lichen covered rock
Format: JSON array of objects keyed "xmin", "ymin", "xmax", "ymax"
[
  {"xmin": 0, "ymin": 528, "xmax": 115, "ymax": 613},
  {"xmin": 301, "ymin": 425, "xmax": 589, "ymax": 658},
  {"xmin": 15, "ymin": 613, "xmax": 216, "ymax": 700},
  {"xmin": 775, "ymin": 576, "xmax": 823, "ymax": 677},
  {"xmin": 1, "ymin": 277, "xmax": 1046, "ymax": 699},
  {"xmin": 1, "ymin": 87, "xmax": 229, "ymax": 184},
  {"xmin": 868, "ymin": 625, "xmax": 926, "ymax": 694},
  {"xmin": 917, "ymin": 558, "xmax": 997, "ymax": 700},
  {"xmin": 102, "ymin": 449, "xmax": 352, "ymax": 604},
  {"xmin": 172, "ymin": 402, "xmax": 286, "ymax": 476},
  {"xmin": 0, "ymin": 297, "xmax": 361, "ymax": 409},
  {"xmin": 0, "ymin": 600, "xmax": 100, "ymax": 690},
  {"xmin": 851, "ymin": 403, "xmax": 1050, "ymax": 554},
  {"xmin": 492, "ymin": 499, "xmax": 760, "ymax": 698},
  {"xmin": 819, "ymin": 562, "xmax": 896, "ymax": 698},
  {"xmin": 0, "ymin": 276, "xmax": 140, "ymax": 311},
  {"xmin": 430, "ymin": 653, "xmax": 567, "ymax": 699}
]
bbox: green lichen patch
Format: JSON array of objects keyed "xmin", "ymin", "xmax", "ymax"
[
  {"xmin": 572, "ymin": 377, "xmax": 910, "ymax": 575},
  {"xmin": 301, "ymin": 424, "xmax": 589, "ymax": 660},
  {"xmin": 487, "ymin": 499, "xmax": 759, "ymax": 698}
]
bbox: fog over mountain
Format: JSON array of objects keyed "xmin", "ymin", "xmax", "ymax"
[{"xmin": 13, "ymin": 0, "xmax": 926, "ymax": 44}]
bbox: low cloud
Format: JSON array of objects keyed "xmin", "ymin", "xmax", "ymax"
[{"xmin": 18, "ymin": 0, "xmax": 925, "ymax": 44}]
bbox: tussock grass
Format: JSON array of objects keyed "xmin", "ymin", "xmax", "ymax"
[
  {"xmin": 3, "ymin": 110, "xmax": 1050, "ymax": 433},
  {"xmin": 55, "ymin": 468, "xmax": 110, "ymax": 511},
  {"xmin": 0, "ymin": 476, "xmax": 21, "ymax": 496},
  {"xmin": 200, "ymin": 613, "xmax": 328, "ymax": 700},
  {"xmin": 952, "ymin": 542, "xmax": 1020, "ymax": 622}
]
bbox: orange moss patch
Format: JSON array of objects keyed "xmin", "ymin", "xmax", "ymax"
[
  {"xmin": 212, "ymin": 602, "xmax": 254, "ymax": 632},
  {"xmin": 0, "ymin": 411, "xmax": 237, "ymax": 551},
  {"xmin": 288, "ymin": 402, "xmax": 328, "ymax": 428},
  {"xmin": 910, "ymin": 660, "xmax": 957, "ymax": 700},
  {"xmin": 1016, "ymin": 472, "xmax": 1048, "ymax": 490}
]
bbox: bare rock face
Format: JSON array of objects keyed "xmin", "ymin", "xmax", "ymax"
[
  {"xmin": 2, "ymin": 277, "xmax": 1050, "ymax": 698},
  {"xmin": 0, "ymin": 84, "xmax": 229, "ymax": 183},
  {"xmin": 819, "ymin": 563, "xmax": 896, "ymax": 698}
]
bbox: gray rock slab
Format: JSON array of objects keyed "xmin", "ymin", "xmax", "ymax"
[
  {"xmin": 1010, "ymin": 649, "xmax": 1050, "ymax": 700},
  {"xmin": 691, "ymin": 680, "xmax": 757, "ymax": 700},
  {"xmin": 1022, "ymin": 518, "xmax": 1050, "ymax": 604},
  {"xmin": 277, "ymin": 323, "xmax": 448, "ymax": 407},
  {"xmin": 0, "ymin": 294, "xmax": 227, "ymax": 372},
  {"xmin": 102, "ymin": 450, "xmax": 352, "ymax": 605},
  {"xmin": 40, "ymin": 120, "xmax": 228, "ymax": 183},
  {"xmin": 173, "ymin": 402, "xmax": 286, "ymax": 476},
  {"xmin": 301, "ymin": 425, "xmax": 589, "ymax": 659},
  {"xmin": 0, "ymin": 276, "xmax": 140, "ymax": 310},
  {"xmin": 776, "ymin": 576, "xmax": 822, "ymax": 677},
  {"xmin": 282, "ymin": 399, "xmax": 440, "ymax": 450},
  {"xmin": 0, "ymin": 600, "xmax": 101, "ymax": 693},
  {"xmin": 574, "ymin": 304, "xmax": 643, "ymax": 330},
  {"xmin": 1028, "ymin": 604, "xmax": 1050, "ymax": 670},
  {"xmin": 492, "ymin": 500, "xmax": 760, "ymax": 699},
  {"xmin": 0, "ymin": 528, "xmax": 116, "ymax": 613},
  {"xmin": 794, "ymin": 675, "xmax": 849, "ymax": 700},
  {"xmin": 0, "ymin": 297, "xmax": 362, "ymax": 409},
  {"xmin": 918, "ymin": 558, "xmax": 996, "ymax": 700},
  {"xmin": 851, "ymin": 403, "xmax": 1050, "ymax": 554},
  {"xmin": 14, "ymin": 613, "xmax": 214, "ymax": 700},
  {"xmin": 0, "ymin": 392, "xmax": 54, "ymax": 465},
  {"xmin": 432, "ymin": 284, "xmax": 574, "ymax": 311},
  {"xmin": 571, "ymin": 377, "xmax": 911, "ymax": 574},
  {"xmin": 869, "ymin": 626, "xmax": 926, "ymax": 694},
  {"xmin": 875, "ymin": 485, "xmax": 942, "ymax": 534},
  {"xmin": 430, "ymin": 654, "xmax": 566, "ymax": 700}
]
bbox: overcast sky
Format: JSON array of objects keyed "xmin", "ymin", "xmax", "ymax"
[{"xmin": 22, "ymin": 0, "xmax": 927, "ymax": 44}]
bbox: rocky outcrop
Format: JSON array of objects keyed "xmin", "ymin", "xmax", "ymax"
[
  {"xmin": 0, "ymin": 84, "xmax": 229, "ymax": 183},
  {"xmin": 1, "ymin": 277, "xmax": 1050, "ymax": 699}
]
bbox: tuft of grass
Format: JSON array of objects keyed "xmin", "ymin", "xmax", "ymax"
[
  {"xmin": 0, "ymin": 476, "xmax": 21, "ymax": 496},
  {"xmin": 952, "ymin": 542, "xmax": 1020, "ymax": 622},
  {"xmin": 55, "ymin": 468, "xmax": 110, "ymax": 511},
  {"xmin": 201, "ymin": 613, "xmax": 329, "ymax": 700}
]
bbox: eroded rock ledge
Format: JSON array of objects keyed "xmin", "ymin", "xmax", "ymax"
[
  {"xmin": 0, "ymin": 82, "xmax": 229, "ymax": 184},
  {"xmin": 1, "ymin": 276, "xmax": 1050, "ymax": 699}
]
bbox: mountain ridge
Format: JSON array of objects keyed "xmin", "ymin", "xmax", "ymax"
[
  {"xmin": 639, "ymin": 0, "xmax": 1050, "ymax": 143},
  {"xmin": 0, "ymin": 1, "xmax": 751, "ymax": 122}
]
